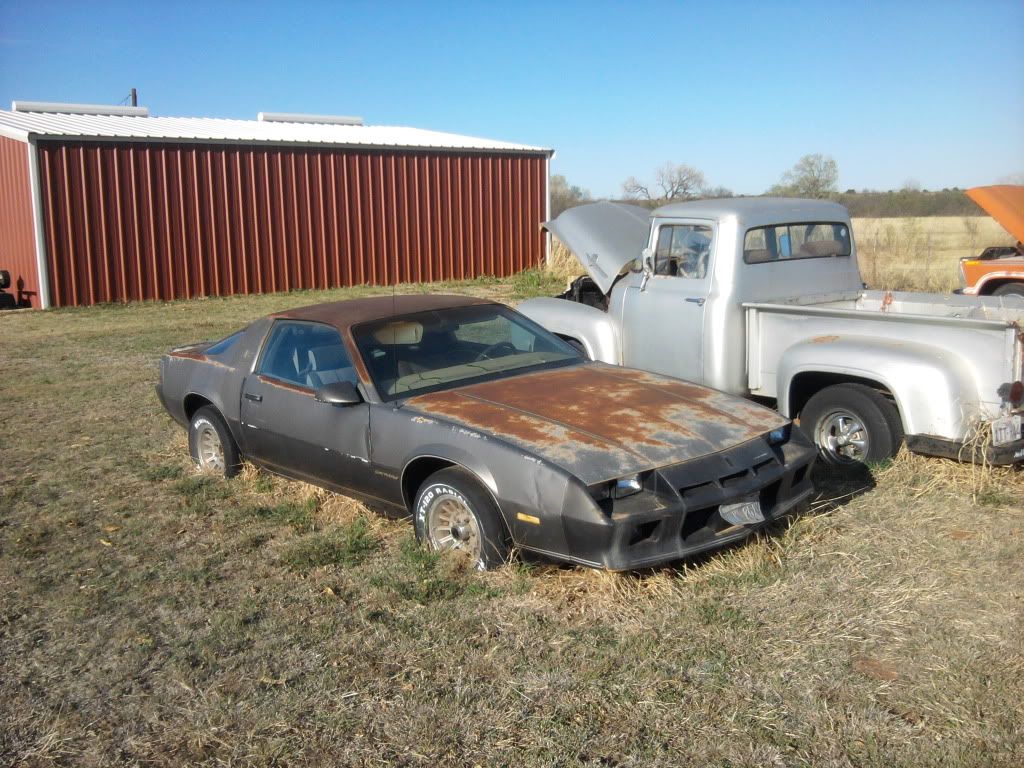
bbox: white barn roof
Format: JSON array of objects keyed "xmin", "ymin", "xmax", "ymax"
[{"xmin": 0, "ymin": 107, "xmax": 552, "ymax": 155}]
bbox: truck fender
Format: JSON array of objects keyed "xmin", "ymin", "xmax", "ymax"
[
  {"xmin": 517, "ymin": 297, "xmax": 621, "ymax": 364},
  {"xmin": 777, "ymin": 336, "xmax": 980, "ymax": 440}
]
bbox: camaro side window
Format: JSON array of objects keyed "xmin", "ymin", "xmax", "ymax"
[
  {"xmin": 653, "ymin": 224, "xmax": 713, "ymax": 279},
  {"xmin": 258, "ymin": 321, "xmax": 357, "ymax": 389},
  {"xmin": 743, "ymin": 222, "xmax": 851, "ymax": 263}
]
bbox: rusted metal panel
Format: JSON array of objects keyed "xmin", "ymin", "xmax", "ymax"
[
  {"xmin": 0, "ymin": 136, "xmax": 40, "ymax": 307},
  {"xmin": 35, "ymin": 140, "xmax": 548, "ymax": 307},
  {"xmin": 406, "ymin": 363, "xmax": 788, "ymax": 484}
]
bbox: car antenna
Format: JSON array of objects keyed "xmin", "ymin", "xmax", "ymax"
[{"xmin": 392, "ymin": 275, "xmax": 402, "ymax": 408}]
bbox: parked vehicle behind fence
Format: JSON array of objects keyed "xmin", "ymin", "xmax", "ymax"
[{"xmin": 519, "ymin": 198, "xmax": 1024, "ymax": 467}]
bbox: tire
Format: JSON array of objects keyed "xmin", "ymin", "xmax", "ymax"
[
  {"xmin": 188, "ymin": 405, "xmax": 242, "ymax": 478},
  {"xmin": 799, "ymin": 383, "xmax": 904, "ymax": 467},
  {"xmin": 413, "ymin": 467, "xmax": 510, "ymax": 570},
  {"xmin": 992, "ymin": 282, "xmax": 1024, "ymax": 297}
]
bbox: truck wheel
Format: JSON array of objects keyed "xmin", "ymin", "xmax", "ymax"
[
  {"xmin": 992, "ymin": 282, "xmax": 1024, "ymax": 297},
  {"xmin": 189, "ymin": 406, "xmax": 242, "ymax": 478},
  {"xmin": 799, "ymin": 383, "xmax": 904, "ymax": 467},
  {"xmin": 413, "ymin": 467, "xmax": 510, "ymax": 570}
]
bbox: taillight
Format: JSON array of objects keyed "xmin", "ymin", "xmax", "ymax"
[
  {"xmin": 1001, "ymin": 381, "xmax": 1024, "ymax": 407},
  {"xmin": 1011, "ymin": 381, "xmax": 1024, "ymax": 407}
]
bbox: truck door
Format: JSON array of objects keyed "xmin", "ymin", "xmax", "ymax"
[{"xmin": 620, "ymin": 220, "xmax": 714, "ymax": 383}]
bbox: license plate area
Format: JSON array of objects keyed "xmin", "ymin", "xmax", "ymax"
[
  {"xmin": 719, "ymin": 497, "xmax": 765, "ymax": 526},
  {"xmin": 992, "ymin": 414, "xmax": 1023, "ymax": 447}
]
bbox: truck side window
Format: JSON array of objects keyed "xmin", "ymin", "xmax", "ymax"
[
  {"xmin": 654, "ymin": 224, "xmax": 713, "ymax": 279},
  {"xmin": 744, "ymin": 222, "xmax": 851, "ymax": 263}
]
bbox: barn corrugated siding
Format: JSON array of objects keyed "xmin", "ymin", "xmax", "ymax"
[
  {"xmin": 36, "ymin": 141, "xmax": 547, "ymax": 307},
  {"xmin": 0, "ymin": 135, "xmax": 40, "ymax": 307}
]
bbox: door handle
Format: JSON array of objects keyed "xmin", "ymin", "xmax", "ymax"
[
  {"xmin": 244, "ymin": 393, "xmax": 263, "ymax": 402},
  {"xmin": 685, "ymin": 297, "xmax": 706, "ymax": 306}
]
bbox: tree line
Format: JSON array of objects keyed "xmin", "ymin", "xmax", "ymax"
[{"xmin": 551, "ymin": 153, "xmax": 989, "ymax": 218}]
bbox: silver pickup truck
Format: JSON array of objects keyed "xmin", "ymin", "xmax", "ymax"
[{"xmin": 518, "ymin": 198, "xmax": 1024, "ymax": 466}]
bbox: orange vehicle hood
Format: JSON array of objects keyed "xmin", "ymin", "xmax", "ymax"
[{"xmin": 966, "ymin": 185, "xmax": 1024, "ymax": 244}]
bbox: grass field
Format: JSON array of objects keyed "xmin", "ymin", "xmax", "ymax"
[
  {"xmin": 2, "ymin": 270, "xmax": 1022, "ymax": 766},
  {"xmin": 853, "ymin": 216, "xmax": 1015, "ymax": 293}
]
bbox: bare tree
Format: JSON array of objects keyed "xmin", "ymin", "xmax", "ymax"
[
  {"xmin": 549, "ymin": 174, "xmax": 591, "ymax": 217},
  {"xmin": 621, "ymin": 162, "xmax": 706, "ymax": 203},
  {"xmin": 769, "ymin": 153, "xmax": 839, "ymax": 198},
  {"xmin": 655, "ymin": 162, "xmax": 705, "ymax": 200},
  {"xmin": 621, "ymin": 175, "xmax": 652, "ymax": 201}
]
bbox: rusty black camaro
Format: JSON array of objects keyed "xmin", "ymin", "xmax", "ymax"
[{"xmin": 157, "ymin": 295, "xmax": 816, "ymax": 570}]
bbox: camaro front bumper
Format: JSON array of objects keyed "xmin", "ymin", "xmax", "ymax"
[{"xmin": 552, "ymin": 432, "xmax": 817, "ymax": 571}]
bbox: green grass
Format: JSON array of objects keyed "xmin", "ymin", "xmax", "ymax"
[
  {"xmin": 1, "ymin": 273, "xmax": 1022, "ymax": 766},
  {"xmin": 279, "ymin": 517, "xmax": 378, "ymax": 571}
]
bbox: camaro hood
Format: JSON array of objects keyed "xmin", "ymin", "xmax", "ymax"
[
  {"xmin": 405, "ymin": 363, "xmax": 787, "ymax": 485},
  {"xmin": 544, "ymin": 202, "xmax": 652, "ymax": 294},
  {"xmin": 966, "ymin": 185, "xmax": 1024, "ymax": 245}
]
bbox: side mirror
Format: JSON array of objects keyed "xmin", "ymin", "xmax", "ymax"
[
  {"xmin": 640, "ymin": 248, "xmax": 654, "ymax": 292},
  {"xmin": 315, "ymin": 380, "xmax": 363, "ymax": 406}
]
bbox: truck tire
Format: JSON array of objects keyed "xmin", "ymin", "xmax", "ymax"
[
  {"xmin": 413, "ymin": 467, "xmax": 510, "ymax": 570},
  {"xmin": 799, "ymin": 383, "xmax": 904, "ymax": 467},
  {"xmin": 992, "ymin": 282, "xmax": 1024, "ymax": 297}
]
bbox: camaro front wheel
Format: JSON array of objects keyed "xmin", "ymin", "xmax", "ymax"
[
  {"xmin": 413, "ymin": 467, "xmax": 510, "ymax": 570},
  {"xmin": 188, "ymin": 405, "xmax": 242, "ymax": 478}
]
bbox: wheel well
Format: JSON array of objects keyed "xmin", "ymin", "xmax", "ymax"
[
  {"xmin": 401, "ymin": 457, "xmax": 456, "ymax": 510},
  {"xmin": 979, "ymin": 277, "xmax": 1024, "ymax": 295},
  {"xmin": 183, "ymin": 393, "xmax": 214, "ymax": 421},
  {"xmin": 555, "ymin": 334, "xmax": 587, "ymax": 356},
  {"xmin": 788, "ymin": 373, "xmax": 898, "ymax": 418}
]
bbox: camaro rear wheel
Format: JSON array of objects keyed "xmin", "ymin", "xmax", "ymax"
[
  {"xmin": 188, "ymin": 406, "xmax": 241, "ymax": 478},
  {"xmin": 413, "ymin": 467, "xmax": 510, "ymax": 570},
  {"xmin": 800, "ymin": 383, "xmax": 904, "ymax": 467}
]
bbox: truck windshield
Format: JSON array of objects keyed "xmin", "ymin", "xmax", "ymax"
[
  {"xmin": 352, "ymin": 305, "xmax": 582, "ymax": 400},
  {"xmin": 744, "ymin": 222, "xmax": 851, "ymax": 263}
]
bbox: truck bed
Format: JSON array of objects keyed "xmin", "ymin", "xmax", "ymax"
[
  {"xmin": 744, "ymin": 290, "xmax": 1024, "ymax": 436},
  {"xmin": 746, "ymin": 289, "xmax": 1024, "ymax": 325}
]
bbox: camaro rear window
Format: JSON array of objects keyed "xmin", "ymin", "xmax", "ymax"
[
  {"xmin": 353, "ymin": 305, "xmax": 581, "ymax": 400},
  {"xmin": 743, "ymin": 222, "xmax": 851, "ymax": 263},
  {"xmin": 206, "ymin": 330, "xmax": 244, "ymax": 356}
]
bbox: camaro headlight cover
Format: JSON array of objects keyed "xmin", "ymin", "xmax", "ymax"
[{"xmin": 613, "ymin": 474, "xmax": 643, "ymax": 499}]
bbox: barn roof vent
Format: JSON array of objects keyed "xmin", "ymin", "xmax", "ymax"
[
  {"xmin": 258, "ymin": 111, "xmax": 363, "ymax": 126},
  {"xmin": 11, "ymin": 101, "xmax": 149, "ymax": 117}
]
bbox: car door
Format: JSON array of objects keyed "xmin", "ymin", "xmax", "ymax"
[
  {"xmin": 239, "ymin": 320, "xmax": 370, "ymax": 492},
  {"xmin": 620, "ymin": 219, "xmax": 715, "ymax": 383}
]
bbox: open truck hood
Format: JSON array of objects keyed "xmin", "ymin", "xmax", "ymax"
[
  {"xmin": 966, "ymin": 185, "xmax": 1024, "ymax": 244},
  {"xmin": 544, "ymin": 202, "xmax": 651, "ymax": 294}
]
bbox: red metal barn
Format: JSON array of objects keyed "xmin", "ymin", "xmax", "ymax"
[{"xmin": 0, "ymin": 103, "xmax": 552, "ymax": 308}]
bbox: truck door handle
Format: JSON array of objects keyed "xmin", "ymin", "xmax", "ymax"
[
  {"xmin": 244, "ymin": 393, "xmax": 263, "ymax": 402},
  {"xmin": 685, "ymin": 297, "xmax": 706, "ymax": 306}
]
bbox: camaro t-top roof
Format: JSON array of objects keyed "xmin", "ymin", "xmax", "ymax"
[{"xmin": 271, "ymin": 294, "xmax": 496, "ymax": 332}]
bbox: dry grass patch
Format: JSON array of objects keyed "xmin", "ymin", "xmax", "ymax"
[
  {"xmin": 853, "ymin": 216, "xmax": 1014, "ymax": 292},
  {"xmin": 2, "ymin": 276, "xmax": 1022, "ymax": 767}
]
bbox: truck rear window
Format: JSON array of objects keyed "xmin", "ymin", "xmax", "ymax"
[{"xmin": 743, "ymin": 222, "xmax": 851, "ymax": 263}]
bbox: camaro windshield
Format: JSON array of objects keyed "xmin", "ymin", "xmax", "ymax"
[{"xmin": 352, "ymin": 304, "xmax": 582, "ymax": 400}]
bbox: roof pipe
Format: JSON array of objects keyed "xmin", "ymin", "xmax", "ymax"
[
  {"xmin": 258, "ymin": 111, "xmax": 363, "ymax": 126},
  {"xmin": 11, "ymin": 101, "xmax": 149, "ymax": 117}
]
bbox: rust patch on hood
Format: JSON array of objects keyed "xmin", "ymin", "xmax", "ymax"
[{"xmin": 406, "ymin": 363, "xmax": 787, "ymax": 484}]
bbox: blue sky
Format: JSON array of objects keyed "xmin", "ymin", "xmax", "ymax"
[{"xmin": 1, "ymin": 1, "xmax": 1021, "ymax": 197}]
